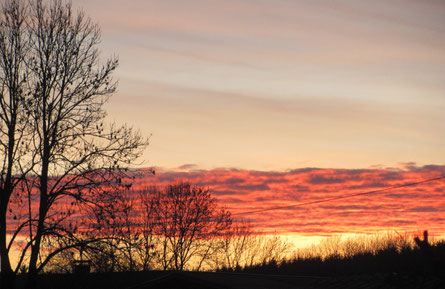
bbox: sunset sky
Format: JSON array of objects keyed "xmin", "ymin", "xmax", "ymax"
[
  {"xmin": 130, "ymin": 165, "xmax": 445, "ymax": 246},
  {"xmin": 71, "ymin": 0, "xmax": 445, "ymax": 244}
]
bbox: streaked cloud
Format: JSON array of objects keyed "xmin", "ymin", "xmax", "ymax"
[{"xmin": 130, "ymin": 165, "xmax": 445, "ymax": 236}]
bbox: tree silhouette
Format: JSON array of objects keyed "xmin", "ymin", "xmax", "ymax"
[
  {"xmin": 0, "ymin": 0, "xmax": 148, "ymax": 287},
  {"xmin": 145, "ymin": 182, "xmax": 231, "ymax": 271},
  {"xmin": 0, "ymin": 0, "xmax": 33, "ymax": 287},
  {"xmin": 218, "ymin": 220, "xmax": 291, "ymax": 270}
]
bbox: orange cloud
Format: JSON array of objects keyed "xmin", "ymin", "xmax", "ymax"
[
  {"xmin": 130, "ymin": 165, "xmax": 445, "ymax": 237},
  {"xmin": 8, "ymin": 165, "xmax": 444, "ymax": 240}
]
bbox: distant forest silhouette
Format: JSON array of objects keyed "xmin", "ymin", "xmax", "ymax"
[{"xmin": 222, "ymin": 231, "xmax": 445, "ymax": 279}]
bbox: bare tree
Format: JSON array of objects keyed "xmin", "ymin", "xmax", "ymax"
[
  {"xmin": 0, "ymin": 0, "xmax": 32, "ymax": 287},
  {"xmin": 26, "ymin": 0, "xmax": 147, "ymax": 281},
  {"xmin": 0, "ymin": 0, "xmax": 148, "ymax": 287},
  {"xmin": 221, "ymin": 220, "xmax": 253, "ymax": 269},
  {"xmin": 99, "ymin": 188, "xmax": 160, "ymax": 272},
  {"xmin": 99, "ymin": 192, "xmax": 148, "ymax": 272},
  {"xmin": 218, "ymin": 220, "xmax": 291, "ymax": 270},
  {"xmin": 146, "ymin": 182, "xmax": 231, "ymax": 271},
  {"xmin": 43, "ymin": 188, "xmax": 158, "ymax": 274},
  {"xmin": 136, "ymin": 187, "xmax": 161, "ymax": 270}
]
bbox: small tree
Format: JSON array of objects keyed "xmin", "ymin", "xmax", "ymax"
[
  {"xmin": 218, "ymin": 220, "xmax": 291, "ymax": 270},
  {"xmin": 221, "ymin": 220, "xmax": 253, "ymax": 269},
  {"xmin": 136, "ymin": 187, "xmax": 162, "ymax": 270},
  {"xmin": 146, "ymin": 182, "xmax": 231, "ymax": 271}
]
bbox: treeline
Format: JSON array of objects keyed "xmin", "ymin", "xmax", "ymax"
[
  {"xmin": 227, "ymin": 231, "xmax": 445, "ymax": 278},
  {"xmin": 36, "ymin": 180, "xmax": 444, "ymax": 277},
  {"xmin": 21, "ymin": 180, "xmax": 445, "ymax": 279}
]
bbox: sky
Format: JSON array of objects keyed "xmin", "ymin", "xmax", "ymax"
[
  {"xmin": 71, "ymin": 0, "xmax": 445, "ymax": 171},
  {"xmin": 129, "ymin": 164, "xmax": 445, "ymax": 246},
  {"xmin": 68, "ymin": 0, "xmax": 445, "ymax": 244}
]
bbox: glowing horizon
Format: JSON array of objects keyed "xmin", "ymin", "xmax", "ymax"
[
  {"xmin": 6, "ymin": 164, "xmax": 445, "ymax": 268},
  {"xmin": 64, "ymin": 0, "xmax": 445, "ymax": 246}
]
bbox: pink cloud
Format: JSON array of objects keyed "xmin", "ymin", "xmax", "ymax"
[{"xmin": 130, "ymin": 165, "xmax": 445, "ymax": 236}]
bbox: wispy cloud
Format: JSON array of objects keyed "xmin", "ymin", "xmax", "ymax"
[{"xmin": 71, "ymin": 0, "xmax": 445, "ymax": 170}]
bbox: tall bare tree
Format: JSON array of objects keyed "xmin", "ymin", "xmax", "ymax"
[
  {"xmin": 0, "ymin": 0, "xmax": 148, "ymax": 287},
  {"xmin": 0, "ymin": 0, "xmax": 32, "ymax": 287},
  {"xmin": 25, "ymin": 0, "xmax": 147, "ymax": 281}
]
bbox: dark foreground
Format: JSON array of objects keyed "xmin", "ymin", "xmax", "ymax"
[{"xmin": 13, "ymin": 271, "xmax": 445, "ymax": 289}]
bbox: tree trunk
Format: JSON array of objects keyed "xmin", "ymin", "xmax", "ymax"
[
  {"xmin": 0, "ymin": 196, "xmax": 15, "ymax": 289},
  {"xmin": 27, "ymin": 146, "xmax": 50, "ymax": 289},
  {"xmin": 1, "ymin": 140, "xmax": 16, "ymax": 289}
]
